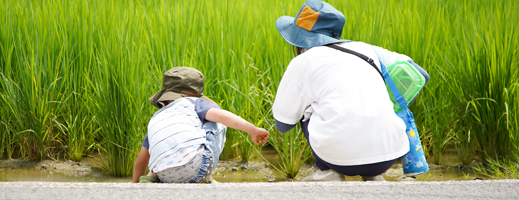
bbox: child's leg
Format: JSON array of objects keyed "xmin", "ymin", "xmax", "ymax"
[
  {"xmin": 184, "ymin": 147, "xmax": 214, "ymax": 183},
  {"xmin": 201, "ymin": 122, "xmax": 227, "ymax": 167},
  {"xmin": 152, "ymin": 123, "xmax": 226, "ymax": 184},
  {"xmin": 156, "ymin": 147, "xmax": 204, "ymax": 183},
  {"xmin": 183, "ymin": 122, "xmax": 225, "ymax": 184}
]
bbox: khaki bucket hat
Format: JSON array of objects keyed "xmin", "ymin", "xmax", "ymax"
[{"xmin": 149, "ymin": 67, "xmax": 216, "ymax": 108}]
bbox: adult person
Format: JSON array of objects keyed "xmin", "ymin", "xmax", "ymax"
[{"xmin": 272, "ymin": 0, "xmax": 429, "ymax": 181}]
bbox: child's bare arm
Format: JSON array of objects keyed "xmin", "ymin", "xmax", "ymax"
[
  {"xmin": 205, "ymin": 108, "xmax": 269, "ymax": 145},
  {"xmin": 132, "ymin": 147, "xmax": 150, "ymax": 183}
]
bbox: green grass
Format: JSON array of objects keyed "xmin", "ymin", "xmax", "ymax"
[
  {"xmin": 473, "ymin": 157, "xmax": 519, "ymax": 180},
  {"xmin": 0, "ymin": 0, "xmax": 518, "ymax": 178},
  {"xmin": 269, "ymin": 124, "xmax": 313, "ymax": 179}
]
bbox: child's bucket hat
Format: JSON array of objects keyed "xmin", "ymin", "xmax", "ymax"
[
  {"xmin": 149, "ymin": 67, "xmax": 216, "ymax": 108},
  {"xmin": 276, "ymin": 0, "xmax": 349, "ymax": 49}
]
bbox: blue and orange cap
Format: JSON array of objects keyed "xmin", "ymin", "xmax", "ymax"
[{"xmin": 276, "ymin": 0, "xmax": 349, "ymax": 49}]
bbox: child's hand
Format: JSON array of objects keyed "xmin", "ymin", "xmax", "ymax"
[
  {"xmin": 205, "ymin": 109, "xmax": 270, "ymax": 145},
  {"xmin": 250, "ymin": 128, "xmax": 270, "ymax": 145}
]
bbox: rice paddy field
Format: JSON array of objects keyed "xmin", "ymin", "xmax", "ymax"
[{"xmin": 0, "ymin": 0, "xmax": 518, "ymax": 179}]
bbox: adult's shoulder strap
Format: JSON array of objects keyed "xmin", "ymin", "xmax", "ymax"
[{"xmin": 325, "ymin": 44, "xmax": 385, "ymax": 83}]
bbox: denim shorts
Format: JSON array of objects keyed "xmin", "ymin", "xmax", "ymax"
[{"xmin": 158, "ymin": 122, "xmax": 226, "ymax": 183}]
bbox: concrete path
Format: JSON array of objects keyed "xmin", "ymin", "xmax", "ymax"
[{"xmin": 1, "ymin": 180, "xmax": 518, "ymax": 200}]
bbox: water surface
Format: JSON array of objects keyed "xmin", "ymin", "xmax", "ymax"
[{"xmin": 0, "ymin": 146, "xmax": 485, "ymax": 183}]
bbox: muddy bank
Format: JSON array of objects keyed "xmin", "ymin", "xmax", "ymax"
[
  {"xmin": 1, "ymin": 158, "xmax": 486, "ymax": 182},
  {"xmin": 0, "ymin": 159, "xmax": 282, "ymax": 183},
  {"xmin": 205, "ymin": 160, "xmax": 281, "ymax": 182},
  {"xmin": 1, "ymin": 159, "xmax": 94, "ymax": 177}
]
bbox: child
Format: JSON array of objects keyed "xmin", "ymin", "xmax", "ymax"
[{"xmin": 132, "ymin": 67, "xmax": 269, "ymax": 183}]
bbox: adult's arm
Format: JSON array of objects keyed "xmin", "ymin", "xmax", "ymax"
[
  {"xmin": 406, "ymin": 60, "xmax": 430, "ymax": 105},
  {"xmin": 369, "ymin": 43, "xmax": 429, "ymax": 83},
  {"xmin": 369, "ymin": 44, "xmax": 430, "ymax": 106},
  {"xmin": 407, "ymin": 60, "xmax": 429, "ymax": 84},
  {"xmin": 275, "ymin": 119, "xmax": 296, "ymax": 133},
  {"xmin": 370, "ymin": 44, "xmax": 412, "ymax": 67},
  {"xmin": 272, "ymin": 55, "xmax": 311, "ymax": 130}
]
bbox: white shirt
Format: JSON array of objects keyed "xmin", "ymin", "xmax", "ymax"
[
  {"xmin": 273, "ymin": 42, "xmax": 410, "ymax": 166},
  {"xmin": 147, "ymin": 98, "xmax": 207, "ymax": 171}
]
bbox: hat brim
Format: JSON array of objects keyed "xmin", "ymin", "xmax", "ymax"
[
  {"xmin": 149, "ymin": 91, "xmax": 217, "ymax": 109},
  {"xmin": 276, "ymin": 16, "xmax": 349, "ymax": 49}
]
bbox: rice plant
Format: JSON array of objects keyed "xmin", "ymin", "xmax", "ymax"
[
  {"xmin": 57, "ymin": 95, "xmax": 99, "ymax": 162},
  {"xmin": 1, "ymin": 0, "xmax": 518, "ymax": 178},
  {"xmin": 444, "ymin": 0, "xmax": 519, "ymax": 163},
  {"xmin": 473, "ymin": 157, "xmax": 519, "ymax": 180},
  {"xmin": 269, "ymin": 125, "xmax": 313, "ymax": 179}
]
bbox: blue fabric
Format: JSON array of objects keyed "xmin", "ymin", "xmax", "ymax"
[
  {"xmin": 142, "ymin": 135, "xmax": 149, "ymax": 149},
  {"xmin": 201, "ymin": 121, "xmax": 227, "ymax": 168},
  {"xmin": 195, "ymin": 98, "xmax": 220, "ymax": 123},
  {"xmin": 184, "ymin": 122, "xmax": 226, "ymax": 183},
  {"xmin": 276, "ymin": 1, "xmax": 350, "ymax": 48},
  {"xmin": 383, "ymin": 65, "xmax": 408, "ymax": 109},
  {"xmin": 407, "ymin": 60, "xmax": 429, "ymax": 106},
  {"xmin": 183, "ymin": 147, "xmax": 214, "ymax": 183},
  {"xmin": 316, "ymin": 155, "xmax": 397, "ymax": 176},
  {"xmin": 372, "ymin": 50, "xmax": 408, "ymax": 109},
  {"xmin": 408, "ymin": 60, "xmax": 429, "ymax": 84},
  {"xmin": 156, "ymin": 118, "xmax": 226, "ymax": 183},
  {"xmin": 396, "ymin": 109, "xmax": 429, "ymax": 176},
  {"xmin": 275, "ymin": 119, "xmax": 296, "ymax": 133},
  {"xmin": 373, "ymin": 50, "xmax": 429, "ymax": 176}
]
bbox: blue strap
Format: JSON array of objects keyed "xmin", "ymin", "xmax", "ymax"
[{"xmin": 371, "ymin": 49, "xmax": 408, "ymax": 109}]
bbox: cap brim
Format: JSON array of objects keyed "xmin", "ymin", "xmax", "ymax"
[
  {"xmin": 276, "ymin": 16, "xmax": 348, "ymax": 48},
  {"xmin": 149, "ymin": 91, "xmax": 217, "ymax": 109}
]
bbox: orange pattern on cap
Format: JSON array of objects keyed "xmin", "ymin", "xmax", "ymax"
[
  {"xmin": 182, "ymin": 90, "xmax": 200, "ymax": 96},
  {"xmin": 295, "ymin": 5, "xmax": 320, "ymax": 31}
]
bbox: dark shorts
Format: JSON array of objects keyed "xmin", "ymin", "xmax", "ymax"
[{"xmin": 301, "ymin": 119, "xmax": 397, "ymax": 176}]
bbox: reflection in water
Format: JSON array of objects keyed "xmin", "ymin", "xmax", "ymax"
[{"xmin": 0, "ymin": 146, "xmax": 485, "ymax": 183}]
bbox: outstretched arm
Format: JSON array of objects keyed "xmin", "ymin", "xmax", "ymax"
[
  {"xmin": 205, "ymin": 108, "xmax": 269, "ymax": 145},
  {"xmin": 132, "ymin": 147, "xmax": 150, "ymax": 183}
]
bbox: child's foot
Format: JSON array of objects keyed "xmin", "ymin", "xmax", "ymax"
[
  {"xmin": 139, "ymin": 175, "xmax": 160, "ymax": 183},
  {"xmin": 202, "ymin": 175, "xmax": 218, "ymax": 184}
]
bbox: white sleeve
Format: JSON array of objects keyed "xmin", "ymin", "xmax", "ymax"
[
  {"xmin": 370, "ymin": 45, "xmax": 412, "ymax": 67},
  {"xmin": 272, "ymin": 56, "xmax": 310, "ymax": 125}
]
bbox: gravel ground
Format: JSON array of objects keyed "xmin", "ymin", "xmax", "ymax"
[{"xmin": 1, "ymin": 180, "xmax": 518, "ymax": 200}]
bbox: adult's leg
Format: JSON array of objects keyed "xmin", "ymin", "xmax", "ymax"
[
  {"xmin": 300, "ymin": 119, "xmax": 331, "ymax": 171},
  {"xmin": 314, "ymin": 152, "xmax": 397, "ymax": 176},
  {"xmin": 301, "ymin": 118, "xmax": 396, "ymax": 177},
  {"xmin": 300, "ymin": 119, "xmax": 345, "ymax": 182}
]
